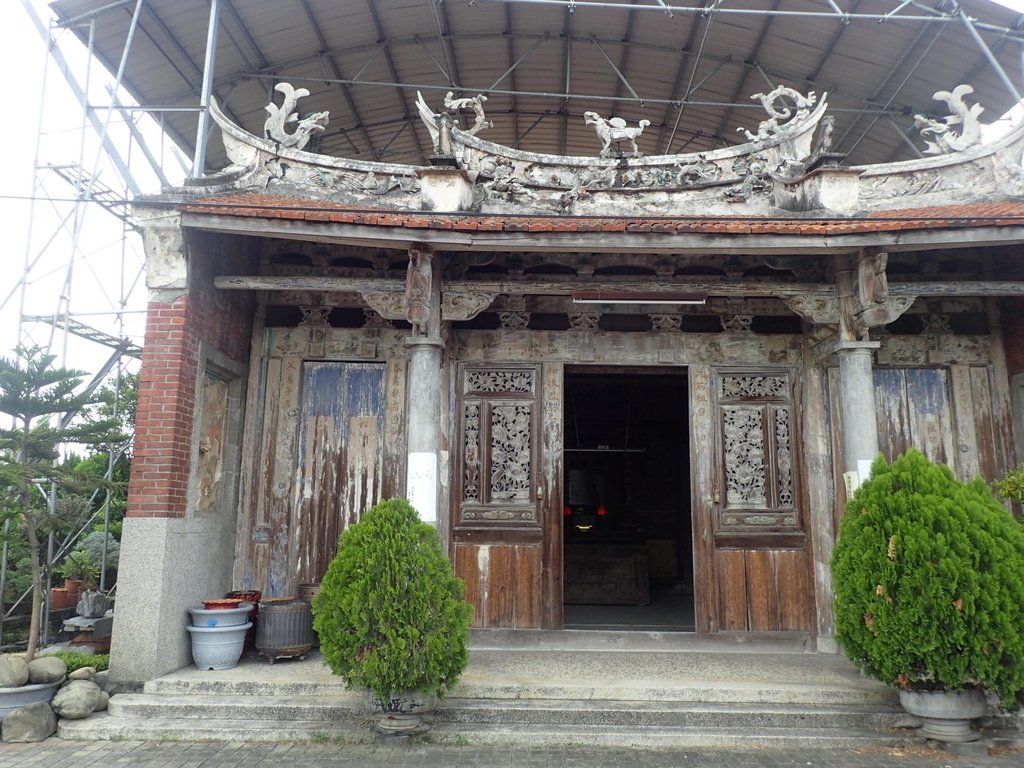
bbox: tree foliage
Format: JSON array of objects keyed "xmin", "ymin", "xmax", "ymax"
[
  {"xmin": 312, "ymin": 498, "xmax": 472, "ymax": 703},
  {"xmin": 831, "ymin": 449, "xmax": 1024, "ymax": 708},
  {"xmin": 0, "ymin": 346, "xmax": 124, "ymax": 660}
]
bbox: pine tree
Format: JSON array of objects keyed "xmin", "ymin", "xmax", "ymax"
[{"xmin": 0, "ymin": 346, "xmax": 123, "ymax": 661}]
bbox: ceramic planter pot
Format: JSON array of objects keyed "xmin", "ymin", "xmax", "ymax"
[
  {"xmin": 188, "ymin": 603, "xmax": 253, "ymax": 628},
  {"xmin": 899, "ymin": 687, "xmax": 987, "ymax": 742},
  {"xmin": 0, "ymin": 680, "xmax": 63, "ymax": 721},
  {"xmin": 185, "ymin": 622, "xmax": 253, "ymax": 670},
  {"xmin": 363, "ymin": 689, "xmax": 438, "ymax": 737}
]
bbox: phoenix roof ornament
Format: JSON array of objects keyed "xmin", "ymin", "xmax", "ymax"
[{"xmin": 263, "ymin": 83, "xmax": 329, "ymax": 151}]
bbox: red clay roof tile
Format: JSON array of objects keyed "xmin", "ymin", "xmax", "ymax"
[{"xmin": 177, "ymin": 193, "xmax": 1024, "ymax": 237}]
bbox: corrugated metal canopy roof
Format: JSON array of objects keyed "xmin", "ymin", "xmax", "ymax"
[{"xmin": 48, "ymin": 0, "xmax": 1024, "ymax": 172}]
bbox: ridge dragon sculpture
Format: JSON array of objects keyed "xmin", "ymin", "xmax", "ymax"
[
  {"xmin": 263, "ymin": 83, "xmax": 329, "ymax": 151},
  {"xmin": 913, "ymin": 84, "xmax": 985, "ymax": 155}
]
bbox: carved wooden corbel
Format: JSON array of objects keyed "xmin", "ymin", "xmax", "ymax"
[
  {"xmin": 441, "ymin": 291, "xmax": 496, "ymax": 322},
  {"xmin": 783, "ymin": 293, "xmax": 839, "ymax": 325},
  {"xmin": 360, "ymin": 290, "xmax": 406, "ymax": 320}
]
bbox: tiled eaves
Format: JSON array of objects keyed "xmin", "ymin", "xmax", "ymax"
[{"xmin": 178, "ymin": 194, "xmax": 1024, "ymax": 237}]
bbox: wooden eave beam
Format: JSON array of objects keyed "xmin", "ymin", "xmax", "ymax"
[
  {"xmin": 213, "ymin": 275, "xmax": 1024, "ymax": 299},
  {"xmin": 182, "ymin": 212, "xmax": 1024, "ymax": 255}
]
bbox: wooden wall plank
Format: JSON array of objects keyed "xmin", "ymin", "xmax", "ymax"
[
  {"xmin": 904, "ymin": 368, "xmax": 955, "ymax": 466},
  {"xmin": 541, "ymin": 362, "xmax": 564, "ymax": 629},
  {"xmin": 233, "ymin": 300, "xmax": 267, "ymax": 588},
  {"xmin": 971, "ymin": 366, "xmax": 999, "ymax": 480},
  {"xmin": 382, "ymin": 359, "xmax": 408, "ymax": 500},
  {"xmin": 949, "ymin": 364, "xmax": 980, "ymax": 482},
  {"xmin": 776, "ymin": 549, "xmax": 812, "ymax": 631},
  {"xmin": 486, "ymin": 546, "xmax": 516, "ymax": 628},
  {"xmin": 271, "ymin": 357, "xmax": 302, "ymax": 596},
  {"xmin": 689, "ymin": 365, "xmax": 718, "ymax": 633},
  {"xmin": 514, "ymin": 545, "xmax": 542, "ymax": 629},
  {"xmin": 745, "ymin": 550, "xmax": 777, "ymax": 631},
  {"xmin": 803, "ymin": 363, "xmax": 836, "ymax": 646},
  {"xmin": 454, "ymin": 544, "xmax": 481, "ymax": 628},
  {"xmin": 717, "ymin": 549, "xmax": 748, "ymax": 631},
  {"xmin": 873, "ymin": 368, "xmax": 910, "ymax": 462}
]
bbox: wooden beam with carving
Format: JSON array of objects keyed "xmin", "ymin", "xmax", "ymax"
[{"xmin": 215, "ymin": 275, "xmax": 1024, "ymax": 300}]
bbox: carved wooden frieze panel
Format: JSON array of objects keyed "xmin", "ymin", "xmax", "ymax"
[
  {"xmin": 456, "ymin": 365, "xmax": 540, "ymax": 527},
  {"xmin": 715, "ymin": 370, "xmax": 801, "ymax": 541}
]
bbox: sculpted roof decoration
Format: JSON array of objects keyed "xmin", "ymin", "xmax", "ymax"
[
  {"xmin": 195, "ymin": 81, "xmax": 1024, "ymax": 219},
  {"xmin": 913, "ymin": 85, "xmax": 984, "ymax": 156}
]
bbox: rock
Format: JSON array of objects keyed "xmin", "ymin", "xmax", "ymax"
[
  {"xmin": 51, "ymin": 679, "xmax": 102, "ymax": 719},
  {"xmin": 68, "ymin": 666, "xmax": 96, "ymax": 681},
  {"xmin": 93, "ymin": 670, "xmax": 109, "ymax": 692},
  {"xmin": 95, "ymin": 690, "xmax": 109, "ymax": 711},
  {"xmin": 1, "ymin": 701, "xmax": 57, "ymax": 742},
  {"xmin": 28, "ymin": 656, "xmax": 67, "ymax": 684},
  {"xmin": 0, "ymin": 654, "xmax": 29, "ymax": 688}
]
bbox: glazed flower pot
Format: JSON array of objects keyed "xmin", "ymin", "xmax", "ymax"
[
  {"xmin": 0, "ymin": 680, "xmax": 63, "ymax": 720},
  {"xmin": 363, "ymin": 689, "xmax": 437, "ymax": 737},
  {"xmin": 185, "ymin": 622, "xmax": 252, "ymax": 670},
  {"xmin": 188, "ymin": 603, "xmax": 253, "ymax": 628},
  {"xmin": 899, "ymin": 688, "xmax": 987, "ymax": 743}
]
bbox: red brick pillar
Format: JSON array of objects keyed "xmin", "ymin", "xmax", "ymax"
[{"xmin": 126, "ymin": 296, "xmax": 198, "ymax": 519}]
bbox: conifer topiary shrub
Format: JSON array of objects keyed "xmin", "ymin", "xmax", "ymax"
[
  {"xmin": 831, "ymin": 449, "xmax": 1024, "ymax": 708},
  {"xmin": 831, "ymin": 450, "xmax": 1024, "ymax": 708},
  {"xmin": 311, "ymin": 498, "xmax": 472, "ymax": 704}
]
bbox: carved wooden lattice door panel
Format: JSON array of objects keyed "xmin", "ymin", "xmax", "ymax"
[
  {"xmin": 692, "ymin": 367, "xmax": 812, "ymax": 633},
  {"xmin": 452, "ymin": 364, "xmax": 545, "ymax": 628}
]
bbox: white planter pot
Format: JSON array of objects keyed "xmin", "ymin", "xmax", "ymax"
[
  {"xmin": 0, "ymin": 680, "xmax": 63, "ymax": 721},
  {"xmin": 185, "ymin": 622, "xmax": 252, "ymax": 670},
  {"xmin": 187, "ymin": 603, "xmax": 253, "ymax": 628},
  {"xmin": 899, "ymin": 688, "xmax": 987, "ymax": 743}
]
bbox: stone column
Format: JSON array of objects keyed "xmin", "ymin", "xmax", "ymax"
[
  {"xmin": 403, "ymin": 248, "xmax": 444, "ymax": 525},
  {"xmin": 837, "ymin": 341, "xmax": 881, "ymax": 480},
  {"xmin": 406, "ymin": 337, "xmax": 444, "ymax": 524}
]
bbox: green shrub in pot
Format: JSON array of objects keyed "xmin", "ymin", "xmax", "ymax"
[
  {"xmin": 312, "ymin": 498, "xmax": 472, "ymax": 709},
  {"xmin": 831, "ymin": 449, "xmax": 1024, "ymax": 711}
]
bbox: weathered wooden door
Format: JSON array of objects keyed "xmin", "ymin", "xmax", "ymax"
[
  {"xmin": 242, "ymin": 358, "xmax": 390, "ymax": 596},
  {"xmin": 691, "ymin": 366, "xmax": 813, "ymax": 633},
  {"xmin": 451, "ymin": 363, "xmax": 554, "ymax": 628}
]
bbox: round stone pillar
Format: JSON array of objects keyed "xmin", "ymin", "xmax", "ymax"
[
  {"xmin": 838, "ymin": 344, "xmax": 880, "ymax": 477},
  {"xmin": 405, "ymin": 336, "xmax": 444, "ymax": 523}
]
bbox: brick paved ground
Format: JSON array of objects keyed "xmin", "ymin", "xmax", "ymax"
[{"xmin": 0, "ymin": 740, "xmax": 1021, "ymax": 767}]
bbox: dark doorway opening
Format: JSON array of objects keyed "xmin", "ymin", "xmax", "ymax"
[{"xmin": 562, "ymin": 369, "xmax": 694, "ymax": 631}]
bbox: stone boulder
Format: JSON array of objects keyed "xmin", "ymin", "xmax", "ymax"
[
  {"xmin": 95, "ymin": 690, "xmax": 110, "ymax": 712},
  {"xmin": 93, "ymin": 670, "xmax": 109, "ymax": 692},
  {"xmin": 68, "ymin": 666, "xmax": 96, "ymax": 681},
  {"xmin": 0, "ymin": 654, "xmax": 29, "ymax": 688},
  {"xmin": 51, "ymin": 679, "xmax": 102, "ymax": 720},
  {"xmin": 1, "ymin": 701, "xmax": 57, "ymax": 742},
  {"xmin": 28, "ymin": 656, "xmax": 68, "ymax": 684}
]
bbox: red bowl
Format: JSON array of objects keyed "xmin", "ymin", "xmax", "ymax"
[{"xmin": 202, "ymin": 598, "xmax": 242, "ymax": 610}]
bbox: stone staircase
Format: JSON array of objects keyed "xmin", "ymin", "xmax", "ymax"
[{"xmin": 59, "ymin": 630, "xmax": 926, "ymax": 747}]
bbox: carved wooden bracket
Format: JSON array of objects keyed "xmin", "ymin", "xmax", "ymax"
[
  {"xmin": 783, "ymin": 293, "xmax": 838, "ymax": 325},
  {"xmin": 360, "ymin": 290, "xmax": 406, "ymax": 320},
  {"xmin": 441, "ymin": 291, "xmax": 496, "ymax": 321}
]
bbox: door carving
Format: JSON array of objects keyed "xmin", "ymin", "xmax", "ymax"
[{"xmin": 452, "ymin": 364, "xmax": 545, "ymax": 628}]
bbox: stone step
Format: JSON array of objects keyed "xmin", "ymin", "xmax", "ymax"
[
  {"xmin": 58, "ymin": 712, "xmax": 913, "ymax": 749},
  {"xmin": 108, "ymin": 692, "xmax": 908, "ymax": 730}
]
